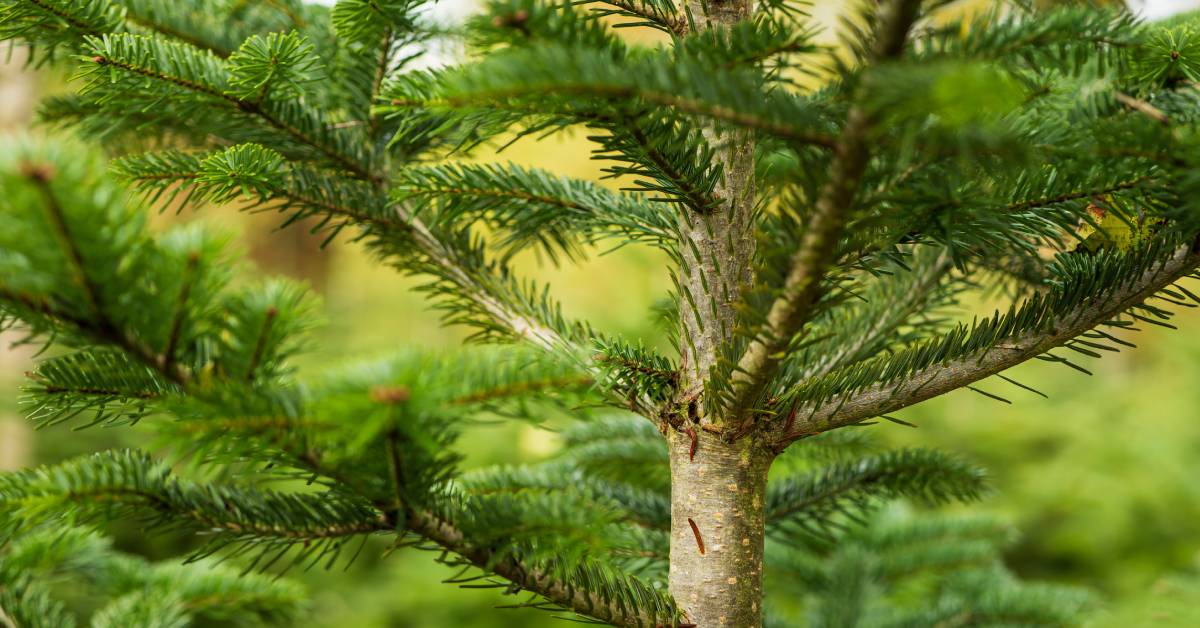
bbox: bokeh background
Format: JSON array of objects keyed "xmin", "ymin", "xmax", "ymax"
[{"xmin": 4, "ymin": 0, "xmax": 1200, "ymax": 626}]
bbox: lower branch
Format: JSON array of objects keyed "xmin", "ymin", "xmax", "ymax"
[
  {"xmin": 291, "ymin": 440, "xmax": 674, "ymax": 624},
  {"xmin": 407, "ymin": 510, "xmax": 679, "ymax": 627}
]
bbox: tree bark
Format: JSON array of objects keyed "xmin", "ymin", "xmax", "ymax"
[
  {"xmin": 671, "ymin": 0, "xmax": 763, "ymax": 625},
  {"xmin": 669, "ymin": 430, "xmax": 772, "ymax": 627},
  {"xmin": 676, "ymin": 125, "xmax": 756, "ymax": 400},
  {"xmin": 676, "ymin": 0, "xmax": 757, "ymax": 403}
]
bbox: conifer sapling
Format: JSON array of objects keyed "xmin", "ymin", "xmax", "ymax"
[{"xmin": 1, "ymin": 0, "xmax": 1199, "ymax": 626}]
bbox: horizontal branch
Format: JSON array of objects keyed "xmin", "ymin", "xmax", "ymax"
[
  {"xmin": 87, "ymin": 54, "xmax": 379, "ymax": 183},
  {"xmin": 774, "ymin": 242, "xmax": 1200, "ymax": 448},
  {"xmin": 121, "ymin": 161, "xmax": 583, "ymax": 368},
  {"xmin": 1002, "ymin": 176, "xmax": 1150, "ymax": 213},
  {"xmin": 6, "ymin": 175, "xmax": 191, "ymax": 385},
  {"xmin": 122, "ymin": 13, "xmax": 232, "ymax": 58},
  {"xmin": 65, "ymin": 486, "xmax": 386, "ymax": 539},
  {"xmin": 390, "ymin": 86, "xmax": 837, "ymax": 149},
  {"xmin": 448, "ymin": 376, "xmax": 595, "ymax": 405},
  {"xmin": 24, "ymin": 0, "xmax": 232, "ymax": 57},
  {"xmin": 24, "ymin": 0, "xmax": 99, "ymax": 33},
  {"xmin": 407, "ymin": 510, "xmax": 678, "ymax": 627},
  {"xmin": 0, "ymin": 289, "xmax": 192, "ymax": 385},
  {"xmin": 278, "ymin": 425, "xmax": 673, "ymax": 625},
  {"xmin": 388, "ymin": 95, "xmax": 725, "ymax": 212},
  {"xmin": 582, "ymin": 0, "xmax": 685, "ymax": 34}
]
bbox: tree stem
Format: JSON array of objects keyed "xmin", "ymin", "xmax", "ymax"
[
  {"xmin": 670, "ymin": 0, "xmax": 763, "ymax": 624},
  {"xmin": 675, "ymin": 0, "xmax": 757, "ymax": 414},
  {"xmin": 669, "ymin": 430, "xmax": 772, "ymax": 627}
]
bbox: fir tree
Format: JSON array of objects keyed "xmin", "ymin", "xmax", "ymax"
[{"xmin": 0, "ymin": 0, "xmax": 1198, "ymax": 625}]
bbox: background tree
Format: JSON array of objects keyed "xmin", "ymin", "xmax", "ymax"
[
  {"xmin": 0, "ymin": 516, "xmax": 306, "ymax": 628},
  {"xmin": 1, "ymin": 0, "xmax": 1199, "ymax": 626}
]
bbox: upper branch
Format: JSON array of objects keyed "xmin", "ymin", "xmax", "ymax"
[
  {"xmin": 723, "ymin": 0, "xmax": 924, "ymax": 433},
  {"xmin": 86, "ymin": 51, "xmax": 379, "ymax": 184},
  {"xmin": 401, "ymin": 213, "xmax": 572, "ymax": 353},
  {"xmin": 583, "ymin": 0, "xmax": 686, "ymax": 35},
  {"xmin": 395, "ymin": 86, "xmax": 836, "ymax": 151},
  {"xmin": 773, "ymin": 242, "xmax": 1200, "ymax": 448},
  {"xmin": 368, "ymin": 26, "xmax": 395, "ymax": 137},
  {"xmin": 799, "ymin": 250, "xmax": 955, "ymax": 381},
  {"xmin": 122, "ymin": 13, "xmax": 232, "ymax": 58}
]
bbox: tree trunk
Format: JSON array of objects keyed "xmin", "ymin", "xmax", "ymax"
[
  {"xmin": 675, "ymin": 0, "xmax": 757, "ymax": 396},
  {"xmin": 670, "ymin": 0, "xmax": 763, "ymax": 625},
  {"xmin": 669, "ymin": 429, "xmax": 772, "ymax": 627}
]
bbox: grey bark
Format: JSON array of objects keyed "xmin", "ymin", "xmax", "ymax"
[
  {"xmin": 675, "ymin": 0, "xmax": 757, "ymax": 403},
  {"xmin": 676, "ymin": 126, "xmax": 756, "ymax": 400},
  {"xmin": 670, "ymin": 0, "xmax": 762, "ymax": 624},
  {"xmin": 669, "ymin": 429, "xmax": 772, "ymax": 627},
  {"xmin": 724, "ymin": 0, "xmax": 925, "ymax": 430},
  {"xmin": 670, "ymin": 0, "xmax": 763, "ymax": 624}
]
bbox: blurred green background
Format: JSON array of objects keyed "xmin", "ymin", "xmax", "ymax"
[{"xmin": 4, "ymin": 1, "xmax": 1200, "ymax": 626}]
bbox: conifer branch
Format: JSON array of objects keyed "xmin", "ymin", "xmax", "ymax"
[
  {"xmin": 161, "ymin": 252, "xmax": 198, "ymax": 374},
  {"xmin": 724, "ymin": 0, "xmax": 924, "ymax": 434},
  {"xmin": 2, "ymin": 450, "xmax": 388, "ymax": 542},
  {"xmin": 261, "ymin": 0, "xmax": 307, "ymax": 29},
  {"xmin": 14, "ymin": 171, "xmax": 191, "ymax": 385},
  {"xmin": 368, "ymin": 27, "xmax": 395, "ymax": 136},
  {"xmin": 386, "ymin": 427, "xmax": 408, "ymax": 517},
  {"xmin": 394, "ymin": 97, "xmax": 718, "ymax": 209},
  {"xmin": 33, "ymin": 383, "xmax": 158, "ymax": 400},
  {"xmin": 383, "ymin": 91, "xmax": 725, "ymax": 212},
  {"xmin": 116, "ymin": 152, "xmax": 391, "ymax": 229},
  {"xmin": 244, "ymin": 306, "xmax": 277, "ymax": 381},
  {"xmin": 0, "ymin": 285, "xmax": 192, "ymax": 385},
  {"xmin": 406, "ymin": 510, "xmax": 679, "ymax": 627},
  {"xmin": 15, "ymin": 0, "xmax": 235, "ymax": 57},
  {"xmin": 116, "ymin": 150, "xmax": 589, "ymax": 365},
  {"xmin": 121, "ymin": 13, "xmax": 232, "ymax": 58},
  {"xmin": 72, "ymin": 485, "xmax": 386, "ymax": 539},
  {"xmin": 766, "ymin": 449, "xmax": 987, "ymax": 538},
  {"xmin": 211, "ymin": 402, "xmax": 675, "ymax": 624},
  {"xmin": 799, "ymin": 250, "xmax": 955, "ymax": 380},
  {"xmin": 774, "ymin": 242, "xmax": 1200, "ymax": 448},
  {"xmin": 576, "ymin": 0, "xmax": 685, "ymax": 35},
  {"xmin": 614, "ymin": 115, "xmax": 722, "ymax": 213},
  {"xmin": 24, "ymin": 0, "xmax": 90, "ymax": 31},
  {"xmin": 1002, "ymin": 177, "xmax": 1151, "ymax": 214},
  {"xmin": 448, "ymin": 376, "xmax": 594, "ymax": 405},
  {"xmin": 402, "ymin": 215, "xmax": 576, "ymax": 352},
  {"xmin": 396, "ymin": 85, "xmax": 837, "ymax": 150},
  {"xmin": 86, "ymin": 49, "xmax": 379, "ymax": 183},
  {"xmin": 271, "ymin": 430, "xmax": 676, "ymax": 625},
  {"xmin": 31, "ymin": 171, "xmax": 100, "ymax": 316}
]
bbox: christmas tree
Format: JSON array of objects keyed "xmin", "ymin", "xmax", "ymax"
[{"xmin": 1, "ymin": 0, "xmax": 1197, "ymax": 625}]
